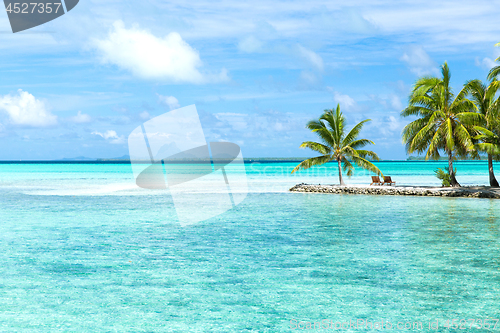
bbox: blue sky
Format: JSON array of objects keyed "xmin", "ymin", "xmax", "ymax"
[{"xmin": 0, "ymin": 0, "xmax": 499, "ymax": 160}]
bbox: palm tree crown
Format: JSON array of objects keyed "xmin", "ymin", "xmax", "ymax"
[
  {"xmin": 401, "ymin": 62, "xmax": 479, "ymax": 187},
  {"xmin": 291, "ymin": 104, "xmax": 382, "ymax": 186}
]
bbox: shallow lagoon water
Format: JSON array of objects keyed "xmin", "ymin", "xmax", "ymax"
[{"xmin": 1, "ymin": 162, "xmax": 500, "ymax": 331}]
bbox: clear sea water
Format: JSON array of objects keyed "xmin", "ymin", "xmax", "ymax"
[{"xmin": 1, "ymin": 161, "xmax": 500, "ymax": 332}]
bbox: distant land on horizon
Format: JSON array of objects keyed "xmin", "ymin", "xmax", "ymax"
[
  {"xmin": 0, "ymin": 156, "xmax": 494, "ymax": 163},
  {"xmin": 52, "ymin": 155, "xmax": 497, "ymax": 162}
]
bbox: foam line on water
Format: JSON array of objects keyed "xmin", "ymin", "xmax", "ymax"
[{"xmin": 24, "ymin": 183, "xmax": 144, "ymax": 196}]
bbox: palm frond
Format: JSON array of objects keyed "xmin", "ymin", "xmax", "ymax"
[
  {"xmin": 298, "ymin": 141, "xmax": 331, "ymax": 155},
  {"xmin": 349, "ymin": 139, "xmax": 374, "ymax": 150},
  {"xmin": 342, "ymin": 119, "xmax": 370, "ymax": 146},
  {"xmin": 401, "ymin": 105, "xmax": 434, "ymax": 117},
  {"xmin": 454, "ymin": 123, "xmax": 474, "ymax": 151},
  {"xmin": 351, "ymin": 156, "xmax": 383, "ymax": 176},
  {"xmin": 291, "ymin": 155, "xmax": 333, "ymax": 174},
  {"xmin": 409, "ymin": 120, "xmax": 437, "ymax": 154},
  {"xmin": 355, "ymin": 149, "xmax": 380, "ymax": 160},
  {"xmin": 425, "ymin": 124, "xmax": 445, "ymax": 159},
  {"xmin": 476, "ymin": 142, "xmax": 500, "ymax": 156},
  {"xmin": 488, "ymin": 65, "xmax": 500, "ymax": 81},
  {"xmin": 305, "ymin": 119, "xmax": 324, "ymax": 131},
  {"xmin": 306, "ymin": 120, "xmax": 337, "ymax": 148},
  {"xmin": 455, "ymin": 112, "xmax": 483, "ymax": 126},
  {"xmin": 342, "ymin": 158, "xmax": 354, "ymax": 177},
  {"xmin": 473, "ymin": 125, "xmax": 497, "ymax": 139},
  {"xmin": 320, "ymin": 104, "xmax": 346, "ymax": 145}
]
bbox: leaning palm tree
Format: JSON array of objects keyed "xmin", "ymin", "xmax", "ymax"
[
  {"xmin": 291, "ymin": 104, "xmax": 382, "ymax": 186},
  {"xmin": 466, "ymin": 79, "xmax": 500, "ymax": 187},
  {"xmin": 487, "ymin": 42, "xmax": 500, "ymax": 80},
  {"xmin": 401, "ymin": 62, "xmax": 479, "ymax": 187}
]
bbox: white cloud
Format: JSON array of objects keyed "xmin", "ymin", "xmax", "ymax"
[
  {"xmin": 297, "ymin": 45, "xmax": 324, "ymax": 71},
  {"xmin": 328, "ymin": 88, "xmax": 357, "ymax": 111},
  {"xmin": 475, "ymin": 57, "xmax": 497, "ymax": 70},
  {"xmin": 157, "ymin": 94, "xmax": 180, "ymax": 110},
  {"xmin": 377, "ymin": 115, "xmax": 405, "ymax": 137},
  {"xmin": 400, "ymin": 46, "xmax": 439, "ymax": 76},
  {"xmin": 139, "ymin": 111, "xmax": 151, "ymax": 120},
  {"xmin": 209, "ymin": 110, "xmax": 302, "ymax": 138},
  {"xmin": 69, "ymin": 111, "xmax": 92, "ymax": 123},
  {"xmin": 387, "ymin": 116, "xmax": 401, "ymax": 132},
  {"xmin": 214, "ymin": 112, "xmax": 248, "ymax": 131},
  {"xmin": 390, "ymin": 95, "xmax": 403, "ymax": 110},
  {"xmin": 92, "ymin": 130, "xmax": 125, "ymax": 144},
  {"xmin": 238, "ymin": 36, "xmax": 264, "ymax": 53},
  {"xmin": 0, "ymin": 89, "xmax": 57, "ymax": 127},
  {"xmin": 92, "ymin": 130, "xmax": 118, "ymax": 140},
  {"xmin": 364, "ymin": 3, "xmax": 500, "ymax": 49},
  {"xmin": 92, "ymin": 20, "xmax": 229, "ymax": 83},
  {"xmin": 299, "ymin": 70, "xmax": 321, "ymax": 86}
]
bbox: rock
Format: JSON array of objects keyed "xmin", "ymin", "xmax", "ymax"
[{"xmin": 289, "ymin": 184, "xmax": 500, "ymax": 200}]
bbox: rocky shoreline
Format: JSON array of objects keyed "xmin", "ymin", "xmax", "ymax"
[{"xmin": 289, "ymin": 183, "xmax": 500, "ymax": 199}]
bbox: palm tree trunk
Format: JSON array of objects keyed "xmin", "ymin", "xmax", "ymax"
[
  {"xmin": 488, "ymin": 154, "xmax": 499, "ymax": 187},
  {"xmin": 448, "ymin": 151, "xmax": 460, "ymax": 187},
  {"xmin": 338, "ymin": 158, "xmax": 345, "ymax": 186}
]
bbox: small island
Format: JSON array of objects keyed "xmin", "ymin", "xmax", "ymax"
[
  {"xmin": 289, "ymin": 183, "xmax": 500, "ymax": 199},
  {"xmin": 290, "ymin": 62, "xmax": 500, "ymax": 195}
]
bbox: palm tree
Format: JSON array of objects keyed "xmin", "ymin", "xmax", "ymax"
[
  {"xmin": 466, "ymin": 79, "xmax": 500, "ymax": 187},
  {"xmin": 487, "ymin": 42, "xmax": 500, "ymax": 80},
  {"xmin": 291, "ymin": 104, "xmax": 382, "ymax": 186},
  {"xmin": 401, "ymin": 62, "xmax": 479, "ymax": 187}
]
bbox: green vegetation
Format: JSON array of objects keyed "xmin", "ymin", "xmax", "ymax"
[
  {"xmin": 401, "ymin": 48, "xmax": 500, "ymax": 188},
  {"xmin": 401, "ymin": 62, "xmax": 479, "ymax": 187},
  {"xmin": 294, "ymin": 42, "xmax": 500, "ymax": 188},
  {"xmin": 466, "ymin": 79, "xmax": 500, "ymax": 187},
  {"xmin": 291, "ymin": 104, "xmax": 382, "ymax": 186},
  {"xmin": 434, "ymin": 167, "xmax": 457, "ymax": 187}
]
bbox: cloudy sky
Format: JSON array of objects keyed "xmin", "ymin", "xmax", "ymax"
[{"xmin": 0, "ymin": 0, "xmax": 499, "ymax": 160}]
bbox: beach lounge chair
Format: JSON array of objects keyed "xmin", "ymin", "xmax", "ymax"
[
  {"xmin": 382, "ymin": 176, "xmax": 396, "ymax": 186},
  {"xmin": 370, "ymin": 176, "xmax": 382, "ymax": 185}
]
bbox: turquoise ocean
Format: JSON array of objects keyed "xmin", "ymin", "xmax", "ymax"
[{"xmin": 1, "ymin": 161, "xmax": 500, "ymax": 332}]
